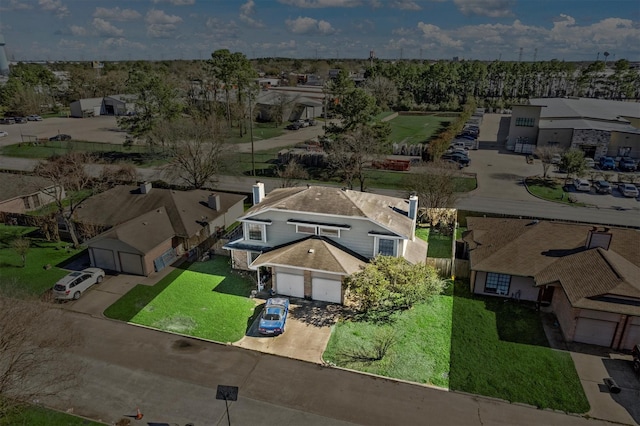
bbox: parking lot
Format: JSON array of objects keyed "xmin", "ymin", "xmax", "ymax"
[{"xmin": 0, "ymin": 115, "xmax": 127, "ymax": 147}]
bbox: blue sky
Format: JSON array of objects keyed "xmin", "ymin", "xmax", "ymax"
[{"xmin": 0, "ymin": 0, "xmax": 638, "ymax": 62}]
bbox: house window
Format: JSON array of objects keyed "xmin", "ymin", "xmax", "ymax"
[
  {"xmin": 296, "ymin": 225, "xmax": 316, "ymax": 234},
  {"xmin": 485, "ymin": 273, "xmax": 511, "ymax": 295},
  {"xmin": 515, "ymin": 117, "xmax": 535, "ymax": 127},
  {"xmin": 319, "ymin": 227, "xmax": 340, "ymax": 237},
  {"xmin": 247, "ymin": 223, "xmax": 264, "ymax": 241},
  {"xmin": 31, "ymin": 195, "xmax": 41, "ymax": 208},
  {"xmin": 618, "ymin": 147, "xmax": 631, "ymax": 157},
  {"xmin": 377, "ymin": 238, "xmax": 396, "ymax": 256},
  {"xmin": 22, "ymin": 197, "xmax": 31, "ymax": 209}
]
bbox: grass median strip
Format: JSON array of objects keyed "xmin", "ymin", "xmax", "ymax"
[{"xmin": 104, "ymin": 257, "xmax": 256, "ymax": 343}]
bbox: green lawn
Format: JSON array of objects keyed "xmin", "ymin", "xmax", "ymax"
[
  {"xmin": 0, "ymin": 224, "xmax": 81, "ymax": 295},
  {"xmin": 226, "ymin": 123, "xmax": 287, "ymax": 144},
  {"xmin": 450, "ymin": 282, "xmax": 589, "ymax": 412},
  {"xmin": 1, "ymin": 404, "xmax": 105, "ymax": 426},
  {"xmin": 525, "ymin": 177, "xmax": 585, "ymax": 206},
  {"xmin": 324, "ymin": 290, "xmax": 453, "ymax": 387},
  {"xmin": 104, "ymin": 257, "xmax": 257, "ymax": 343},
  {"xmin": 416, "ymin": 227, "xmax": 453, "ymax": 258},
  {"xmin": 387, "ymin": 114, "xmax": 452, "ymax": 145},
  {"xmin": 324, "ymin": 281, "xmax": 589, "ymax": 413}
]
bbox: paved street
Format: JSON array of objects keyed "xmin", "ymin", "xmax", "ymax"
[{"xmin": 35, "ymin": 308, "xmax": 618, "ymax": 426}]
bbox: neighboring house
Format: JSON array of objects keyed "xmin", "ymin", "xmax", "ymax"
[
  {"xmin": 224, "ymin": 183, "xmax": 427, "ymax": 304},
  {"xmin": 76, "ymin": 183, "xmax": 245, "ymax": 276},
  {"xmin": 464, "ymin": 217, "xmax": 640, "ymax": 350},
  {"xmin": 0, "ymin": 172, "xmax": 63, "ymax": 214},
  {"xmin": 507, "ymin": 97, "xmax": 640, "ymax": 158}
]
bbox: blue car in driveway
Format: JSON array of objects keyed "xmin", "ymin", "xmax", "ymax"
[{"xmin": 258, "ymin": 298, "xmax": 290, "ymax": 335}]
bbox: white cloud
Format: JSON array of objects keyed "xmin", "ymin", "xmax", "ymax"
[
  {"xmin": 151, "ymin": 0, "xmax": 195, "ymax": 5},
  {"xmin": 58, "ymin": 39, "xmax": 85, "ymax": 49},
  {"xmin": 390, "ymin": 0, "xmax": 421, "ymax": 11},
  {"xmin": 278, "ymin": 0, "xmax": 361, "ymax": 8},
  {"xmin": 102, "ymin": 37, "xmax": 145, "ymax": 50},
  {"xmin": 93, "ymin": 7, "xmax": 141, "ymax": 21},
  {"xmin": 417, "ymin": 22, "xmax": 463, "ymax": 49},
  {"xmin": 38, "ymin": 0, "xmax": 69, "ymax": 18},
  {"xmin": 239, "ymin": 1, "xmax": 264, "ymax": 28},
  {"xmin": 453, "ymin": 0, "xmax": 514, "ymax": 18},
  {"xmin": 92, "ymin": 18, "xmax": 124, "ymax": 37},
  {"xmin": 146, "ymin": 9, "xmax": 183, "ymax": 38},
  {"xmin": 69, "ymin": 25, "xmax": 87, "ymax": 36},
  {"xmin": 286, "ymin": 16, "xmax": 336, "ymax": 35},
  {"xmin": 0, "ymin": 0, "xmax": 32, "ymax": 12}
]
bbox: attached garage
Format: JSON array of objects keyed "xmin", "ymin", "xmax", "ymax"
[
  {"xmin": 91, "ymin": 247, "xmax": 116, "ymax": 271},
  {"xmin": 621, "ymin": 317, "xmax": 640, "ymax": 350},
  {"xmin": 574, "ymin": 317, "xmax": 617, "ymax": 347},
  {"xmin": 312, "ymin": 277, "xmax": 342, "ymax": 304},
  {"xmin": 119, "ymin": 252, "xmax": 144, "ymax": 275},
  {"xmin": 276, "ymin": 272, "xmax": 304, "ymax": 298}
]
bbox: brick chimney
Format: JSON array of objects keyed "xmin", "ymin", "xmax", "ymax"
[{"xmin": 586, "ymin": 227, "xmax": 612, "ymax": 250}]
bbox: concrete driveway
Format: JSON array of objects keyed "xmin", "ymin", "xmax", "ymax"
[{"xmin": 235, "ymin": 298, "xmax": 340, "ymax": 364}]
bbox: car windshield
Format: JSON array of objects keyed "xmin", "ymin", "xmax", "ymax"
[{"xmin": 263, "ymin": 307, "xmax": 283, "ymax": 321}]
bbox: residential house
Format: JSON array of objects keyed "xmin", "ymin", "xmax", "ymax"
[
  {"xmin": 0, "ymin": 172, "xmax": 63, "ymax": 214},
  {"xmin": 75, "ymin": 183, "xmax": 245, "ymax": 276},
  {"xmin": 464, "ymin": 217, "xmax": 640, "ymax": 350},
  {"xmin": 224, "ymin": 183, "xmax": 426, "ymax": 304}
]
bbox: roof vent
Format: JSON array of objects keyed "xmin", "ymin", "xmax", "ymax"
[
  {"xmin": 208, "ymin": 193, "xmax": 221, "ymax": 211},
  {"xmin": 140, "ymin": 182, "xmax": 152, "ymax": 194},
  {"xmin": 586, "ymin": 227, "xmax": 612, "ymax": 250},
  {"xmin": 308, "ymin": 248, "xmax": 315, "ymax": 254}
]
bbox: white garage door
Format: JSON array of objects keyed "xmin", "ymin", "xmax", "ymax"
[
  {"xmin": 92, "ymin": 248, "xmax": 116, "ymax": 271},
  {"xmin": 119, "ymin": 252, "xmax": 144, "ymax": 275},
  {"xmin": 312, "ymin": 277, "xmax": 342, "ymax": 304},
  {"xmin": 276, "ymin": 273, "xmax": 304, "ymax": 298},
  {"xmin": 622, "ymin": 323, "xmax": 640, "ymax": 351},
  {"xmin": 574, "ymin": 318, "xmax": 617, "ymax": 347}
]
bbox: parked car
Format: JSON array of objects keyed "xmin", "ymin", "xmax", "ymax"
[
  {"xmin": 258, "ymin": 297, "xmax": 290, "ymax": 335},
  {"xmin": 304, "ymin": 118, "xmax": 317, "ymax": 126},
  {"xmin": 442, "ymin": 152, "xmax": 470, "ymax": 167},
  {"xmin": 573, "ymin": 178, "xmax": 591, "ymax": 192},
  {"xmin": 52, "ymin": 268, "xmax": 105, "ymax": 301},
  {"xmin": 619, "ymin": 183, "xmax": 639, "ymax": 198},
  {"xmin": 584, "ymin": 158, "xmax": 595, "ymax": 169},
  {"xmin": 295, "ymin": 119, "xmax": 309, "ymax": 128},
  {"xmin": 633, "ymin": 344, "xmax": 640, "ymax": 377},
  {"xmin": 11, "ymin": 116, "xmax": 27, "ymax": 123},
  {"xmin": 49, "ymin": 134, "xmax": 72, "ymax": 141},
  {"xmin": 599, "ymin": 156, "xmax": 616, "ymax": 170},
  {"xmin": 618, "ymin": 157, "xmax": 637, "ymax": 172},
  {"xmin": 27, "ymin": 114, "xmax": 43, "ymax": 121},
  {"xmin": 0, "ymin": 131, "xmax": 7, "ymax": 138},
  {"xmin": 551, "ymin": 154, "xmax": 562, "ymax": 165},
  {"xmin": 286, "ymin": 122, "xmax": 301, "ymax": 130},
  {"xmin": 0, "ymin": 117, "xmax": 15, "ymax": 125},
  {"xmin": 593, "ymin": 180, "xmax": 612, "ymax": 194}
]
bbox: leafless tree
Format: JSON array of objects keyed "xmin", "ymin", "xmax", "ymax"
[
  {"xmin": 160, "ymin": 117, "xmax": 229, "ymax": 189},
  {"xmin": 11, "ymin": 238, "xmax": 29, "ymax": 268},
  {"xmin": 33, "ymin": 152, "xmax": 95, "ymax": 248},
  {"xmin": 277, "ymin": 159, "xmax": 309, "ymax": 188},
  {"xmin": 0, "ymin": 285, "xmax": 83, "ymax": 419},
  {"xmin": 99, "ymin": 163, "xmax": 138, "ymax": 187},
  {"xmin": 404, "ymin": 161, "xmax": 460, "ymax": 226},
  {"xmin": 534, "ymin": 146, "xmax": 562, "ymax": 179}
]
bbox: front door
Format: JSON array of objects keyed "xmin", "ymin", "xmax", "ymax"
[{"xmin": 538, "ymin": 285, "xmax": 555, "ymax": 306}]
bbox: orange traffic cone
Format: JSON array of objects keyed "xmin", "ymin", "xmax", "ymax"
[{"xmin": 135, "ymin": 407, "xmax": 143, "ymax": 420}]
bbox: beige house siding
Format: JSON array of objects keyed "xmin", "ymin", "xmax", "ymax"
[
  {"xmin": 0, "ymin": 198, "xmax": 27, "ymax": 214},
  {"xmin": 551, "ymin": 287, "xmax": 578, "ymax": 341},
  {"xmin": 143, "ymin": 239, "xmax": 174, "ymax": 276},
  {"xmin": 507, "ymin": 105, "xmax": 541, "ymax": 148}
]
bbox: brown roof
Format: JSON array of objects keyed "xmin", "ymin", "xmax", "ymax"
[
  {"xmin": 90, "ymin": 207, "xmax": 174, "ymax": 253},
  {"xmin": 252, "ymin": 236, "xmax": 367, "ymax": 275},
  {"xmin": 76, "ymin": 185, "xmax": 246, "ymax": 238},
  {"xmin": 0, "ymin": 172, "xmax": 57, "ymax": 201},
  {"xmin": 466, "ymin": 217, "xmax": 640, "ymax": 315},
  {"xmin": 244, "ymin": 185, "xmax": 414, "ymax": 238}
]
